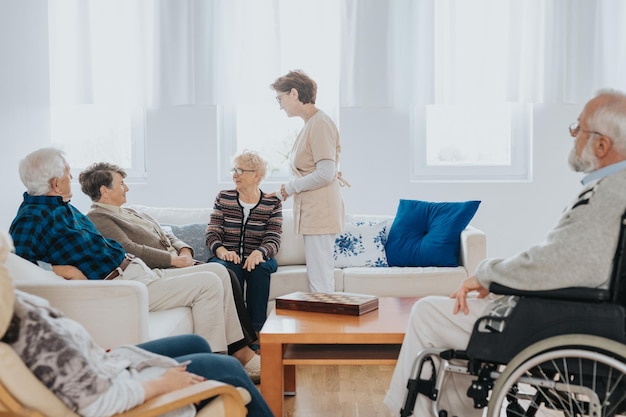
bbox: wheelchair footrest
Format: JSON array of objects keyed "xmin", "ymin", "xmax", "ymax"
[{"xmin": 466, "ymin": 363, "xmax": 496, "ymax": 409}]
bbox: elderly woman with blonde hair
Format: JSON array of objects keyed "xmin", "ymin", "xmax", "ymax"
[{"xmin": 206, "ymin": 150, "xmax": 282, "ymax": 345}]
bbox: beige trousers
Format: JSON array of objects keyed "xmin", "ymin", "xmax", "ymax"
[
  {"xmin": 384, "ymin": 296, "xmax": 491, "ymax": 417},
  {"xmin": 118, "ymin": 259, "xmax": 244, "ymax": 352}
]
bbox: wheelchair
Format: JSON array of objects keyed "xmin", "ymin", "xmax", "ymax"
[{"xmin": 400, "ymin": 213, "xmax": 626, "ymax": 417}]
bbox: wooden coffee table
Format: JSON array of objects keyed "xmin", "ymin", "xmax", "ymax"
[{"xmin": 259, "ymin": 296, "xmax": 419, "ymax": 416}]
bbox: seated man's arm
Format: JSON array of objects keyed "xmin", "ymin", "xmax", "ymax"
[
  {"xmin": 450, "ymin": 276, "xmax": 489, "ymax": 315},
  {"xmin": 51, "ymin": 265, "xmax": 88, "ymax": 280}
]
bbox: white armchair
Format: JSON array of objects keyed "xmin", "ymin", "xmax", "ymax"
[{"xmin": 7, "ymin": 252, "xmax": 190, "ymax": 349}]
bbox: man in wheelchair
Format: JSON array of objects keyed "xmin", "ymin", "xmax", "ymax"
[{"xmin": 384, "ymin": 89, "xmax": 626, "ymax": 417}]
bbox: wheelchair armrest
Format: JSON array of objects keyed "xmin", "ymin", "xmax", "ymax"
[{"xmin": 489, "ymin": 283, "xmax": 611, "ymax": 302}]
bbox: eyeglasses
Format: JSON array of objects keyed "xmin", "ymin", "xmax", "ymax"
[
  {"xmin": 275, "ymin": 93, "xmax": 288, "ymax": 104},
  {"xmin": 230, "ymin": 167, "xmax": 256, "ymax": 175},
  {"xmin": 568, "ymin": 121, "xmax": 605, "ymax": 138}
]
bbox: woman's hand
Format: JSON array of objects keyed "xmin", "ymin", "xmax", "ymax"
[
  {"xmin": 216, "ymin": 247, "xmax": 241, "ymax": 264},
  {"xmin": 268, "ymin": 184, "xmax": 290, "ymax": 201},
  {"xmin": 243, "ymin": 249, "xmax": 265, "ymax": 272},
  {"xmin": 141, "ymin": 365, "xmax": 205, "ymax": 400},
  {"xmin": 450, "ymin": 276, "xmax": 489, "ymax": 315}
]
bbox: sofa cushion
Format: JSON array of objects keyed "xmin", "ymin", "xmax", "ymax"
[
  {"xmin": 269, "ymin": 266, "xmax": 343, "ymax": 300},
  {"xmin": 274, "ymin": 209, "xmax": 306, "ymax": 266},
  {"xmin": 334, "ymin": 217, "xmax": 392, "ymax": 267},
  {"xmin": 162, "ymin": 223, "xmax": 211, "ymax": 262},
  {"xmin": 386, "ymin": 199, "xmax": 480, "ymax": 267},
  {"xmin": 342, "ymin": 266, "xmax": 467, "ymax": 297},
  {"xmin": 128, "ymin": 205, "xmax": 212, "ymax": 225},
  {"xmin": 148, "ymin": 307, "xmax": 194, "ymax": 340}
]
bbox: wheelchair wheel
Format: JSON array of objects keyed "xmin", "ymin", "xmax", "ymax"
[{"xmin": 487, "ymin": 335, "xmax": 626, "ymax": 417}]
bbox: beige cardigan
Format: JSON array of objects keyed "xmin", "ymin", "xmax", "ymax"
[
  {"xmin": 291, "ymin": 111, "xmax": 345, "ymax": 235},
  {"xmin": 87, "ymin": 204, "xmax": 192, "ymax": 269}
]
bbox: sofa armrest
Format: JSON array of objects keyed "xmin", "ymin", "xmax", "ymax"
[
  {"xmin": 15, "ymin": 280, "xmax": 150, "ymax": 348},
  {"xmin": 459, "ymin": 225, "xmax": 487, "ymax": 276}
]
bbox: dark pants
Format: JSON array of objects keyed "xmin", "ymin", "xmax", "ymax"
[
  {"xmin": 137, "ymin": 334, "xmax": 273, "ymax": 417},
  {"xmin": 209, "ymin": 257, "xmax": 277, "ymax": 333},
  {"xmin": 224, "ymin": 268, "xmax": 257, "ymax": 353}
]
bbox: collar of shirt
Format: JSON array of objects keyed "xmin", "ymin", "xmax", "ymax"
[
  {"xmin": 581, "ymin": 160, "xmax": 626, "ymax": 186},
  {"xmin": 93, "ymin": 202, "xmax": 172, "ymax": 249},
  {"xmin": 93, "ymin": 202, "xmax": 141, "ymax": 223},
  {"xmin": 93, "ymin": 202, "xmax": 124, "ymax": 214},
  {"xmin": 23, "ymin": 192, "xmax": 67, "ymax": 206}
]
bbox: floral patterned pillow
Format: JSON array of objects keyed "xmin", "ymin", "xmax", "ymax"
[{"xmin": 334, "ymin": 219, "xmax": 392, "ymax": 268}]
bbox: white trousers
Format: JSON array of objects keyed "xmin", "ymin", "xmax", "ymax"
[
  {"xmin": 384, "ymin": 296, "xmax": 491, "ymax": 417},
  {"xmin": 119, "ymin": 259, "xmax": 244, "ymax": 353},
  {"xmin": 303, "ymin": 233, "xmax": 336, "ymax": 293}
]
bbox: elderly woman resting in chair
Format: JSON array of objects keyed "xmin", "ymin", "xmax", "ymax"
[{"xmin": 0, "ymin": 231, "xmax": 273, "ymax": 417}]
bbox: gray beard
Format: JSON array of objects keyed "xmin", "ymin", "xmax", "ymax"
[{"xmin": 568, "ymin": 144, "xmax": 598, "ymax": 173}]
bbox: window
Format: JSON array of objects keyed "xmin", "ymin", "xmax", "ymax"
[
  {"xmin": 219, "ymin": 106, "xmax": 303, "ymax": 182},
  {"xmin": 48, "ymin": 0, "xmax": 147, "ymax": 179},
  {"xmin": 400, "ymin": 0, "xmax": 538, "ymax": 182},
  {"xmin": 216, "ymin": 0, "xmax": 340, "ymax": 183},
  {"xmin": 412, "ymin": 103, "xmax": 532, "ymax": 182},
  {"xmin": 50, "ymin": 105, "xmax": 146, "ymax": 179}
]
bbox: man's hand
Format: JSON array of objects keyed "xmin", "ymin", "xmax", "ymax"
[
  {"xmin": 178, "ymin": 248, "xmax": 194, "ymax": 260},
  {"xmin": 52, "ymin": 265, "xmax": 88, "ymax": 280},
  {"xmin": 171, "ymin": 254, "xmax": 194, "ymax": 268},
  {"xmin": 450, "ymin": 276, "xmax": 489, "ymax": 315},
  {"xmin": 243, "ymin": 249, "xmax": 265, "ymax": 272}
]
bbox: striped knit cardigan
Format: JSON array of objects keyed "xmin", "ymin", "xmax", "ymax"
[{"xmin": 206, "ymin": 189, "xmax": 282, "ymax": 259}]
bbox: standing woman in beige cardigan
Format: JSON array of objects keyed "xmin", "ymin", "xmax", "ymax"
[{"xmin": 270, "ymin": 69, "xmax": 348, "ymax": 293}]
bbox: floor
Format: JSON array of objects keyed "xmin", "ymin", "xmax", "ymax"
[{"xmin": 279, "ymin": 365, "xmax": 397, "ymax": 417}]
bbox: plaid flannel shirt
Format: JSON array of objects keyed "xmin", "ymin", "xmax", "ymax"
[{"xmin": 9, "ymin": 193, "xmax": 125, "ymax": 279}]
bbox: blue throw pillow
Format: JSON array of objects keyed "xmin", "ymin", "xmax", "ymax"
[{"xmin": 385, "ymin": 199, "xmax": 481, "ymax": 267}]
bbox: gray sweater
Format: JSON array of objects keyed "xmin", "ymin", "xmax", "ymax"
[{"xmin": 477, "ymin": 167, "xmax": 626, "ymax": 291}]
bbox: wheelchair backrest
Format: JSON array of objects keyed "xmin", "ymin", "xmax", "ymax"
[{"xmin": 610, "ymin": 211, "xmax": 626, "ymax": 307}]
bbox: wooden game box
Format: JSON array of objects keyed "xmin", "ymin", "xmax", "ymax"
[{"xmin": 275, "ymin": 291, "xmax": 379, "ymax": 316}]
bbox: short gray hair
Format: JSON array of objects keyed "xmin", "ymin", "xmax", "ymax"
[{"xmin": 18, "ymin": 148, "xmax": 68, "ymax": 196}]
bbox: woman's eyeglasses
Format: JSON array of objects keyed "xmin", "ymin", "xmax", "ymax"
[{"xmin": 230, "ymin": 167, "xmax": 256, "ymax": 175}]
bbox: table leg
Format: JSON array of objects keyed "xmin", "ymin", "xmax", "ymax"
[
  {"xmin": 260, "ymin": 341, "xmax": 284, "ymax": 416},
  {"xmin": 284, "ymin": 364, "xmax": 296, "ymax": 395}
]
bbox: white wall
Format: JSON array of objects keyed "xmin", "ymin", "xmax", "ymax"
[
  {"xmin": 0, "ymin": 0, "xmax": 51, "ymax": 234},
  {"xmin": 0, "ymin": 1, "xmax": 588, "ymax": 264}
]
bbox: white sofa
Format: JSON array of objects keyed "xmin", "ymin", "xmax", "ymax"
[
  {"xmin": 134, "ymin": 205, "xmax": 486, "ymax": 310},
  {"xmin": 10, "ymin": 205, "xmax": 486, "ymax": 349}
]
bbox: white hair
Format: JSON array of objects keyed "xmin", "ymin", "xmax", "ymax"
[
  {"xmin": 19, "ymin": 148, "xmax": 68, "ymax": 196},
  {"xmin": 587, "ymin": 88, "xmax": 626, "ymax": 155}
]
